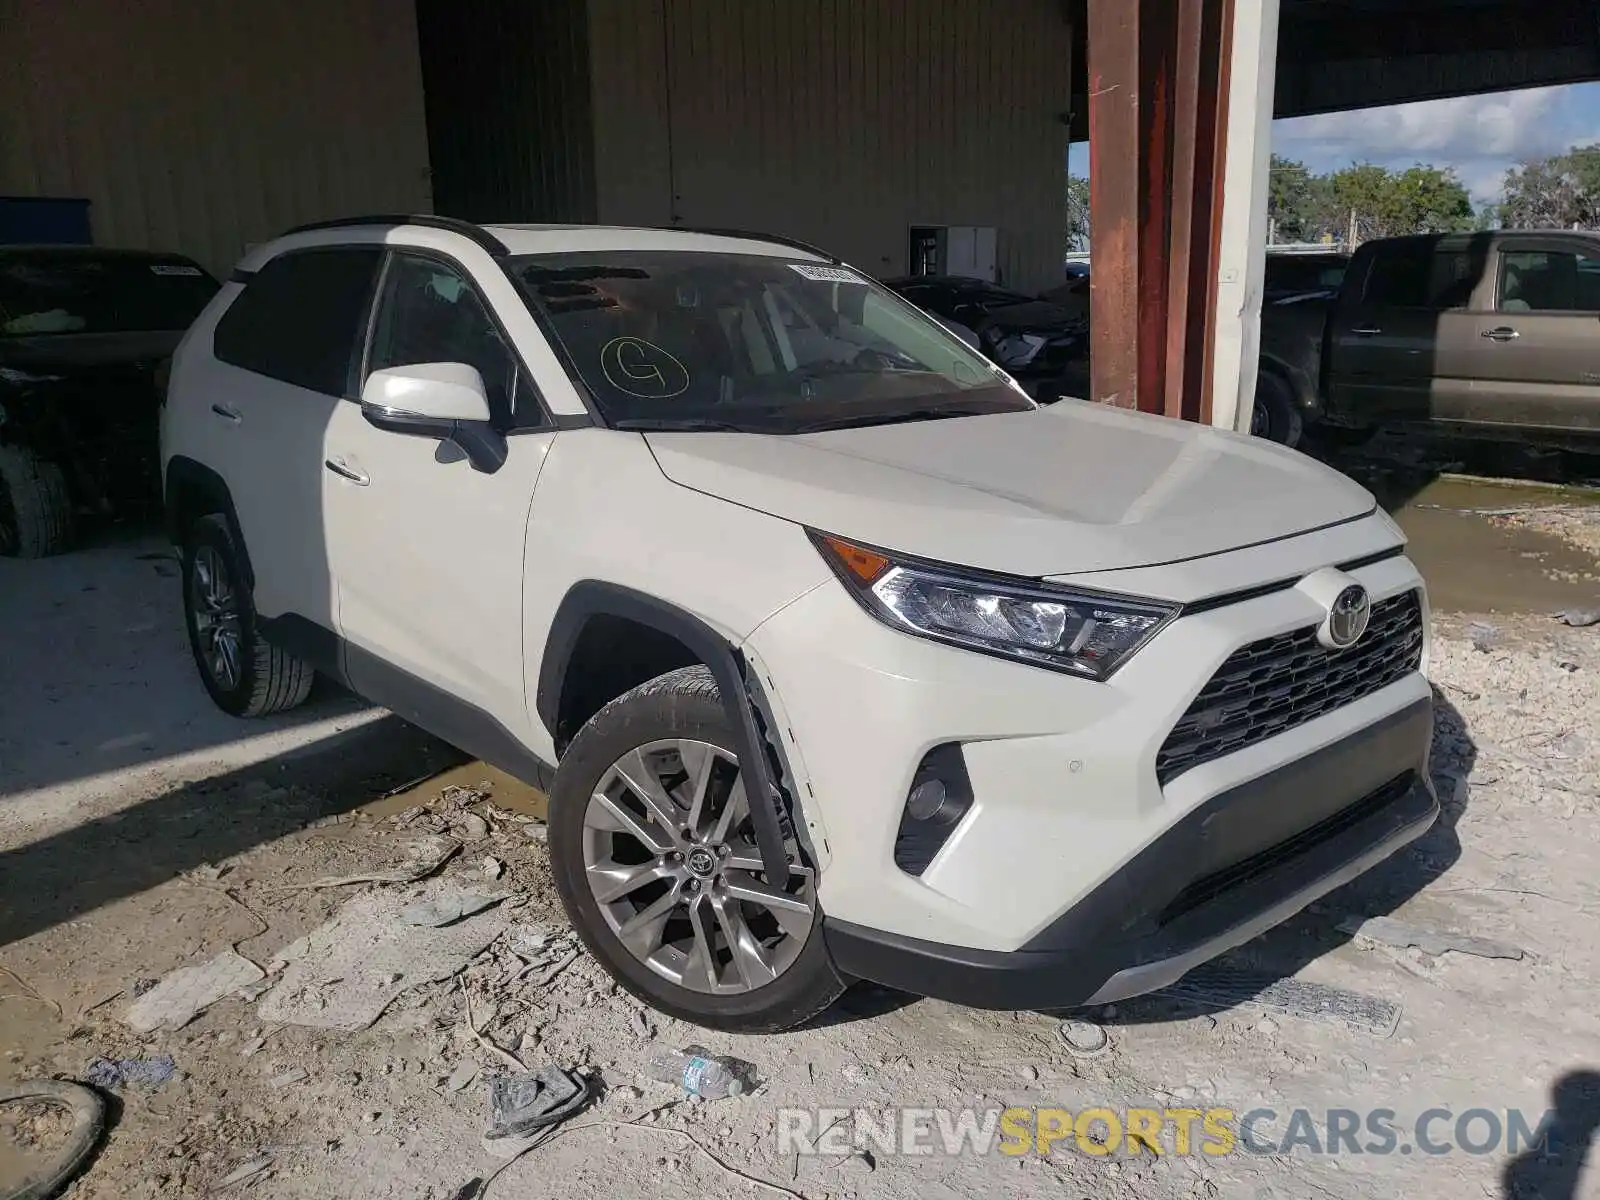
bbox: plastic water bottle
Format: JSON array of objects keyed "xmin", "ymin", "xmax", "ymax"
[{"xmin": 646, "ymin": 1045, "xmax": 753, "ymax": 1099}]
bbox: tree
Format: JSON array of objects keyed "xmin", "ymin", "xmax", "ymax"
[
  {"xmin": 1066, "ymin": 174, "xmax": 1090, "ymax": 252},
  {"xmin": 1321, "ymin": 162, "xmax": 1476, "ymax": 241},
  {"xmin": 1500, "ymin": 145, "xmax": 1600, "ymax": 230},
  {"xmin": 1267, "ymin": 155, "xmax": 1327, "ymax": 243}
]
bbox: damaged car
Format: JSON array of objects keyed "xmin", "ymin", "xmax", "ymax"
[
  {"xmin": 1, "ymin": 245, "xmax": 219, "ymax": 556},
  {"xmin": 883, "ymin": 275, "xmax": 1090, "ymax": 402}
]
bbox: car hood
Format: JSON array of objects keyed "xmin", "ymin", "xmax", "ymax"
[{"xmin": 645, "ymin": 401, "xmax": 1376, "ymax": 579}]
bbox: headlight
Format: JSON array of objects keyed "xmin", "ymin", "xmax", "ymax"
[{"xmin": 811, "ymin": 532, "xmax": 1177, "ymax": 680}]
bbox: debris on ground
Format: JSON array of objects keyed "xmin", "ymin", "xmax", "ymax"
[
  {"xmin": 257, "ymin": 884, "xmax": 512, "ymax": 1032},
  {"xmin": 84, "ymin": 1055, "xmax": 176, "ymax": 1090},
  {"xmin": 1056, "ymin": 1019, "xmax": 1111, "ymax": 1058},
  {"xmin": 1158, "ymin": 966, "xmax": 1402, "ymax": 1037},
  {"xmin": 481, "ymin": 1066, "xmax": 592, "ymax": 1157},
  {"xmin": 123, "ymin": 949, "xmax": 266, "ymax": 1032},
  {"xmin": 399, "ymin": 887, "xmax": 508, "ymax": 928},
  {"xmin": 646, "ymin": 1046, "xmax": 756, "ymax": 1098},
  {"xmin": 1338, "ymin": 914, "xmax": 1527, "ymax": 961},
  {"xmin": 481, "ymin": 856, "xmax": 505, "ymax": 881},
  {"xmin": 214, "ymin": 1154, "xmax": 274, "ymax": 1189},
  {"xmin": 1467, "ymin": 620, "xmax": 1500, "ymax": 652},
  {"xmin": 1553, "ymin": 606, "xmax": 1600, "ymax": 628},
  {"xmin": 455, "ymin": 813, "xmax": 490, "ymax": 841},
  {"xmin": 285, "ymin": 833, "xmax": 461, "ymax": 890},
  {"xmin": 444, "ymin": 1061, "xmax": 479, "ymax": 1093},
  {"xmin": 268, "ymin": 1068, "xmax": 310, "ymax": 1089}
]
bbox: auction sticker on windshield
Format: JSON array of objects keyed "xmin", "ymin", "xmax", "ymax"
[{"xmin": 788, "ymin": 263, "xmax": 866, "ymax": 284}]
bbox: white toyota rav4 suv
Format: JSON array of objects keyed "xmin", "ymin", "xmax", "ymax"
[{"xmin": 162, "ymin": 216, "xmax": 1436, "ymax": 1032}]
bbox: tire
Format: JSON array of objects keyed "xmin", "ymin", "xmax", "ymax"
[
  {"xmin": 181, "ymin": 514, "xmax": 314, "ymax": 717},
  {"xmin": 1250, "ymin": 370, "xmax": 1304, "ymax": 448},
  {"xmin": 0, "ymin": 444, "xmax": 74, "ymax": 558},
  {"xmin": 0, "ymin": 1079, "xmax": 105, "ymax": 1200},
  {"xmin": 549, "ymin": 664, "xmax": 845, "ymax": 1033}
]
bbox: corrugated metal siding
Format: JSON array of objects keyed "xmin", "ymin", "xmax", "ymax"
[
  {"xmin": 0, "ymin": 0, "xmax": 431, "ymax": 275},
  {"xmin": 587, "ymin": 0, "xmax": 1072, "ymax": 291},
  {"xmin": 416, "ymin": 0, "xmax": 597, "ymax": 225}
]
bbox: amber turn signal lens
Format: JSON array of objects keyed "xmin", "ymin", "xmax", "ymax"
[{"xmin": 819, "ymin": 534, "xmax": 890, "ymax": 583}]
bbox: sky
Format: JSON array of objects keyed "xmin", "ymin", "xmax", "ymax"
[{"xmin": 1066, "ymin": 81, "xmax": 1600, "ymax": 210}]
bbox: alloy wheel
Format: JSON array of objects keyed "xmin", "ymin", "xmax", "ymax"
[
  {"xmin": 581, "ymin": 738, "xmax": 814, "ymax": 995},
  {"xmin": 190, "ymin": 544, "xmax": 243, "ymax": 691}
]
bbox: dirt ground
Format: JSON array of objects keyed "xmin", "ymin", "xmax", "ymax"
[{"xmin": 3, "ymin": 473, "xmax": 1600, "ymax": 1200}]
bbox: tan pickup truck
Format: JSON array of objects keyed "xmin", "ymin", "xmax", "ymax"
[{"xmin": 1257, "ymin": 231, "xmax": 1600, "ymax": 449}]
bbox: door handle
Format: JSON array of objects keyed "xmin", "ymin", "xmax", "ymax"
[
  {"xmin": 1350, "ymin": 326, "xmax": 1382, "ymax": 337},
  {"xmin": 1481, "ymin": 326, "xmax": 1521, "ymax": 342},
  {"xmin": 211, "ymin": 402, "xmax": 242, "ymax": 423},
  {"xmin": 324, "ymin": 458, "xmax": 369, "ymax": 486}
]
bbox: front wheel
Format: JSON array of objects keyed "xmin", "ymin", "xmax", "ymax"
[
  {"xmin": 549, "ymin": 665, "xmax": 844, "ymax": 1033},
  {"xmin": 181, "ymin": 514, "xmax": 314, "ymax": 717}
]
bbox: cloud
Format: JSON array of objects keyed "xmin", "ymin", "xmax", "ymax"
[
  {"xmin": 1274, "ymin": 84, "xmax": 1600, "ymax": 206},
  {"xmin": 1279, "ymin": 87, "xmax": 1565, "ymax": 161}
]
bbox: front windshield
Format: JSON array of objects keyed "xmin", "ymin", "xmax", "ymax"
[{"xmin": 510, "ymin": 251, "xmax": 1032, "ymax": 431}]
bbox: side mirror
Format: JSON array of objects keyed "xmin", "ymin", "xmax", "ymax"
[{"xmin": 360, "ymin": 362, "xmax": 505, "ymax": 473}]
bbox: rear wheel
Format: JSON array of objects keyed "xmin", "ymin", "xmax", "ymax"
[
  {"xmin": 1251, "ymin": 370, "xmax": 1304, "ymax": 448},
  {"xmin": 181, "ymin": 514, "xmax": 314, "ymax": 717},
  {"xmin": 549, "ymin": 665, "xmax": 844, "ymax": 1032},
  {"xmin": 0, "ymin": 444, "xmax": 74, "ymax": 558}
]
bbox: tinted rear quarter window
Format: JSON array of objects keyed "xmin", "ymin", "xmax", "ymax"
[{"xmin": 214, "ymin": 247, "xmax": 381, "ymax": 395}]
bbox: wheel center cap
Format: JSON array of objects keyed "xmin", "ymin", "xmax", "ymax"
[{"xmin": 685, "ymin": 847, "xmax": 718, "ymax": 879}]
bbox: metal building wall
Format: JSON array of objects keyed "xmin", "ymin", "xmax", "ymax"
[
  {"xmin": 0, "ymin": 0, "xmax": 432, "ymax": 274},
  {"xmin": 416, "ymin": 0, "xmax": 597, "ymax": 224},
  {"xmin": 587, "ymin": 0, "xmax": 1074, "ymax": 291}
]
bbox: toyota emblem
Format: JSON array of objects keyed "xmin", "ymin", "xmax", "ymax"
[{"xmin": 1326, "ymin": 584, "xmax": 1371, "ymax": 649}]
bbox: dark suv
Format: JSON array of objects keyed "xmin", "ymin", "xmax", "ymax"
[{"xmin": 0, "ymin": 245, "xmax": 219, "ymax": 556}]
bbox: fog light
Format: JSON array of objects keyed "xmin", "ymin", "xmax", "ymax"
[
  {"xmin": 905, "ymin": 778, "xmax": 951, "ymax": 822},
  {"xmin": 894, "ymin": 745, "xmax": 975, "ymax": 876}
]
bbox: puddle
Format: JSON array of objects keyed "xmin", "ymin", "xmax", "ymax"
[
  {"xmin": 359, "ymin": 760, "xmax": 547, "ymax": 822},
  {"xmin": 1386, "ymin": 477, "xmax": 1600, "ymax": 615}
]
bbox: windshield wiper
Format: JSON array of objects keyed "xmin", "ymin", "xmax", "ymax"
[
  {"xmin": 611, "ymin": 417, "xmax": 767, "ymax": 433},
  {"xmin": 788, "ymin": 405, "xmax": 995, "ymax": 433}
]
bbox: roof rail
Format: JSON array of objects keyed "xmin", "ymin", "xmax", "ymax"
[
  {"xmin": 670, "ymin": 226, "xmax": 842, "ymax": 264},
  {"xmin": 281, "ymin": 214, "xmax": 509, "ymax": 258}
]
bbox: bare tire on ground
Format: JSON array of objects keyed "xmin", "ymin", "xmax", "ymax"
[
  {"xmin": 0, "ymin": 444, "xmax": 73, "ymax": 558},
  {"xmin": 549, "ymin": 664, "xmax": 845, "ymax": 1033},
  {"xmin": 0, "ymin": 1078, "xmax": 105, "ymax": 1200},
  {"xmin": 181, "ymin": 513, "xmax": 314, "ymax": 717}
]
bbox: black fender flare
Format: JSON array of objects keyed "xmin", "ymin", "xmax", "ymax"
[
  {"xmin": 536, "ymin": 581, "xmax": 796, "ymax": 884},
  {"xmin": 164, "ymin": 456, "xmax": 254, "ymax": 588}
]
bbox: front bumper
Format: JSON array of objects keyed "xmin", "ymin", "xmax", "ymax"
[{"xmin": 823, "ymin": 699, "xmax": 1437, "ymax": 1009}]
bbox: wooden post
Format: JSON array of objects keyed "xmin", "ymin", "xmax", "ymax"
[{"xmin": 1087, "ymin": 0, "xmax": 1233, "ymax": 423}]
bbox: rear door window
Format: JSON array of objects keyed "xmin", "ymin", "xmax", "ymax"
[
  {"xmin": 214, "ymin": 247, "xmax": 382, "ymax": 395},
  {"xmin": 1498, "ymin": 248, "xmax": 1600, "ymax": 313},
  {"xmin": 1361, "ymin": 248, "xmax": 1479, "ymax": 310}
]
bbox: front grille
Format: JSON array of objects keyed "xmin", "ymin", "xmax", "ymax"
[{"xmin": 1156, "ymin": 590, "xmax": 1424, "ymax": 786}]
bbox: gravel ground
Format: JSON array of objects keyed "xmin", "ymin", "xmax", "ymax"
[{"xmin": 3, "ymin": 506, "xmax": 1600, "ymax": 1200}]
